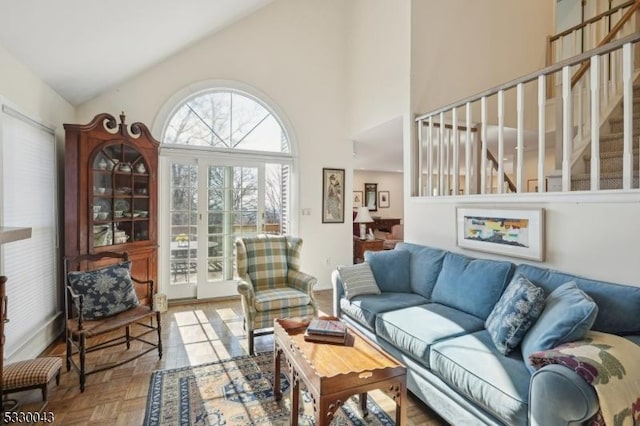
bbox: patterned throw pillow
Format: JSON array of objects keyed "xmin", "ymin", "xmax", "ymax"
[
  {"xmin": 337, "ymin": 263, "xmax": 381, "ymax": 300},
  {"xmin": 67, "ymin": 261, "xmax": 139, "ymax": 320},
  {"xmin": 485, "ymin": 273, "xmax": 545, "ymax": 355}
]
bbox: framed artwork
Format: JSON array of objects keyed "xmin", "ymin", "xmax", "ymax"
[
  {"xmin": 322, "ymin": 168, "xmax": 345, "ymax": 223},
  {"xmin": 353, "ymin": 191, "xmax": 363, "ymax": 208},
  {"xmin": 364, "ymin": 183, "xmax": 377, "ymax": 211},
  {"xmin": 456, "ymin": 207, "xmax": 545, "ymax": 261},
  {"xmin": 378, "ymin": 191, "xmax": 390, "ymax": 208},
  {"xmin": 527, "ymin": 178, "xmax": 548, "ymax": 193}
]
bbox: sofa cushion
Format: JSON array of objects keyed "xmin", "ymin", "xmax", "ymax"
[
  {"xmin": 337, "ymin": 263, "xmax": 381, "ymax": 300},
  {"xmin": 340, "ymin": 292, "xmax": 429, "ymax": 331},
  {"xmin": 521, "ymin": 281, "xmax": 598, "ymax": 373},
  {"xmin": 375, "ymin": 303, "xmax": 485, "ymax": 367},
  {"xmin": 395, "ymin": 243, "xmax": 447, "ymax": 299},
  {"xmin": 430, "ymin": 330, "xmax": 530, "ymax": 426},
  {"xmin": 485, "ymin": 274, "xmax": 546, "ymax": 355},
  {"xmin": 515, "ymin": 264, "xmax": 640, "ymax": 335},
  {"xmin": 365, "ymin": 249, "xmax": 411, "ymax": 292},
  {"xmin": 431, "ymin": 252, "xmax": 514, "ymax": 320}
]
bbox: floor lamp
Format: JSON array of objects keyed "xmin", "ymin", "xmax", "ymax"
[{"xmin": 354, "ymin": 206, "xmax": 374, "ymax": 240}]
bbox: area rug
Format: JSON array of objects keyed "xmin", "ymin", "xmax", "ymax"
[{"xmin": 144, "ymin": 351, "xmax": 395, "ymax": 425}]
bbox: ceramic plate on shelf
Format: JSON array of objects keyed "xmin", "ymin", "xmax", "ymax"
[
  {"xmin": 114, "ymin": 199, "xmax": 130, "ymax": 212},
  {"xmin": 93, "ymin": 198, "xmax": 111, "ymax": 213}
]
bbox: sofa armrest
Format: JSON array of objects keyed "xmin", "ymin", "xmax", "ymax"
[
  {"xmin": 529, "ymin": 364, "xmax": 599, "ymax": 426},
  {"xmin": 331, "ymin": 270, "xmax": 345, "ymax": 318}
]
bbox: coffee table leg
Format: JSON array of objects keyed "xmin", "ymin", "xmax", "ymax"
[
  {"xmin": 396, "ymin": 382, "xmax": 407, "ymax": 425},
  {"xmin": 359, "ymin": 392, "xmax": 368, "ymax": 417},
  {"xmin": 273, "ymin": 347, "xmax": 282, "ymax": 401}
]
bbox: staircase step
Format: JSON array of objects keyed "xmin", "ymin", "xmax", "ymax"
[
  {"xmin": 609, "ymin": 113, "xmax": 640, "ymax": 133},
  {"xmin": 596, "ymin": 133, "xmax": 640, "ymax": 152},
  {"xmin": 571, "ymin": 171, "xmax": 640, "ymax": 191},
  {"xmin": 584, "ymin": 150, "xmax": 640, "ymax": 173}
]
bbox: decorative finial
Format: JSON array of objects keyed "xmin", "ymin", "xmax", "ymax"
[{"xmin": 120, "ymin": 111, "xmax": 126, "ymax": 124}]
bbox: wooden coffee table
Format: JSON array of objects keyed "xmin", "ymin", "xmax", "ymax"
[{"xmin": 273, "ymin": 317, "xmax": 407, "ymax": 425}]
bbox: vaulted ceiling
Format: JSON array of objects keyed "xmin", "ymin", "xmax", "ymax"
[{"xmin": 0, "ymin": 0, "xmax": 272, "ymax": 105}]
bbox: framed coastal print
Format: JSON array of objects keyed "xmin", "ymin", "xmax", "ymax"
[
  {"xmin": 353, "ymin": 191, "xmax": 363, "ymax": 208},
  {"xmin": 378, "ymin": 191, "xmax": 390, "ymax": 208},
  {"xmin": 456, "ymin": 207, "xmax": 545, "ymax": 261},
  {"xmin": 322, "ymin": 168, "xmax": 345, "ymax": 223}
]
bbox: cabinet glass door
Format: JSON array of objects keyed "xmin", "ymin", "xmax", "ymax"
[
  {"xmin": 90, "ymin": 142, "xmax": 150, "ymax": 249},
  {"xmin": 166, "ymin": 159, "xmax": 264, "ymax": 300}
]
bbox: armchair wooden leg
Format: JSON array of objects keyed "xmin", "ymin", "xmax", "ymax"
[
  {"xmin": 248, "ymin": 330, "xmax": 254, "ymax": 356},
  {"xmin": 126, "ymin": 325, "xmax": 131, "ymax": 349}
]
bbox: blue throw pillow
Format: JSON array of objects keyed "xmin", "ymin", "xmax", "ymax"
[
  {"xmin": 431, "ymin": 252, "xmax": 514, "ymax": 319},
  {"xmin": 521, "ymin": 281, "xmax": 598, "ymax": 372},
  {"xmin": 67, "ymin": 261, "xmax": 140, "ymax": 319},
  {"xmin": 485, "ymin": 273, "xmax": 545, "ymax": 355},
  {"xmin": 364, "ymin": 249, "xmax": 411, "ymax": 292}
]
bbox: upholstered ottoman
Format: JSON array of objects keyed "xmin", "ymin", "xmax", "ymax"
[{"xmin": 3, "ymin": 356, "xmax": 62, "ymax": 401}]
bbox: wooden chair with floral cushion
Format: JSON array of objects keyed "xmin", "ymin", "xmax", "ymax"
[
  {"xmin": 235, "ymin": 235, "xmax": 318, "ymax": 355},
  {"xmin": 63, "ymin": 251, "xmax": 162, "ymax": 392}
]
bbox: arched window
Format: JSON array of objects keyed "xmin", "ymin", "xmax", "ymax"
[
  {"xmin": 158, "ymin": 85, "xmax": 295, "ymax": 300},
  {"xmin": 164, "ymin": 90, "xmax": 290, "ymax": 153}
]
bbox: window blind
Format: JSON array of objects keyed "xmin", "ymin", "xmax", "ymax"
[{"xmin": 0, "ymin": 104, "xmax": 59, "ymax": 359}]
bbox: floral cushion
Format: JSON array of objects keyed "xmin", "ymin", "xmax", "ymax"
[
  {"xmin": 67, "ymin": 261, "xmax": 139, "ymax": 319},
  {"xmin": 485, "ymin": 273, "xmax": 545, "ymax": 355}
]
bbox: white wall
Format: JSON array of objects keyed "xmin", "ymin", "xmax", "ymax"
[
  {"xmin": 411, "ymin": 0, "xmax": 553, "ymax": 114},
  {"xmin": 76, "ymin": 0, "xmax": 352, "ymax": 290},
  {"xmin": 0, "ymin": 43, "xmax": 75, "ymax": 361},
  {"xmin": 406, "ymin": 0, "xmax": 640, "ymax": 287},
  {"xmin": 346, "ymin": 0, "xmax": 411, "ymax": 136},
  {"xmin": 354, "ymin": 171, "xmax": 404, "ymax": 219}
]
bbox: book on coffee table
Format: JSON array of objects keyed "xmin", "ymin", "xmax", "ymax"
[
  {"xmin": 306, "ymin": 318, "xmax": 346, "ymax": 337},
  {"xmin": 303, "ymin": 329, "xmax": 347, "ymax": 344}
]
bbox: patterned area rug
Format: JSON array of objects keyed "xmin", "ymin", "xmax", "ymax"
[{"xmin": 144, "ymin": 351, "xmax": 395, "ymax": 425}]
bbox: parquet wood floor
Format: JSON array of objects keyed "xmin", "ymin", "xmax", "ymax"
[{"xmin": 10, "ymin": 290, "xmax": 447, "ymax": 425}]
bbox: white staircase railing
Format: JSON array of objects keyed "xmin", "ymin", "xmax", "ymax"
[{"xmin": 414, "ymin": 32, "xmax": 640, "ymax": 197}]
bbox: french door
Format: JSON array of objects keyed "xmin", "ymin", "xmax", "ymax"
[{"xmin": 162, "ymin": 156, "xmax": 265, "ymax": 299}]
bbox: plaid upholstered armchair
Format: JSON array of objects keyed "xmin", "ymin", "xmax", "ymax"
[{"xmin": 235, "ymin": 235, "xmax": 318, "ymax": 354}]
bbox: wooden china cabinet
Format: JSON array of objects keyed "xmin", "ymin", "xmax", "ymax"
[{"xmin": 64, "ymin": 113, "xmax": 159, "ymax": 304}]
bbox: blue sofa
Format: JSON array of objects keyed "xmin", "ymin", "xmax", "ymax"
[{"xmin": 331, "ymin": 242, "xmax": 640, "ymax": 426}]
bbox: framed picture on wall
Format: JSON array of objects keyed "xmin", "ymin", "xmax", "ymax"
[
  {"xmin": 364, "ymin": 183, "xmax": 377, "ymax": 211},
  {"xmin": 456, "ymin": 207, "xmax": 545, "ymax": 261},
  {"xmin": 378, "ymin": 191, "xmax": 390, "ymax": 208},
  {"xmin": 353, "ymin": 191, "xmax": 363, "ymax": 208},
  {"xmin": 322, "ymin": 168, "xmax": 345, "ymax": 223}
]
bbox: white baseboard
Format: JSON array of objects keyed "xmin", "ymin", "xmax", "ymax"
[{"xmin": 5, "ymin": 311, "xmax": 64, "ymax": 363}]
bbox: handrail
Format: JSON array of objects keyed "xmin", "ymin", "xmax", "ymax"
[
  {"xmin": 549, "ymin": 0, "xmax": 637, "ymax": 42},
  {"xmin": 486, "ymin": 149, "xmax": 516, "ymax": 193},
  {"xmin": 415, "ymin": 32, "xmax": 640, "ymax": 122},
  {"xmin": 571, "ymin": 0, "xmax": 640, "ymax": 86},
  {"xmin": 420, "ymin": 121, "xmax": 478, "ymax": 132},
  {"xmin": 420, "ymin": 121, "xmax": 514, "ymax": 193}
]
